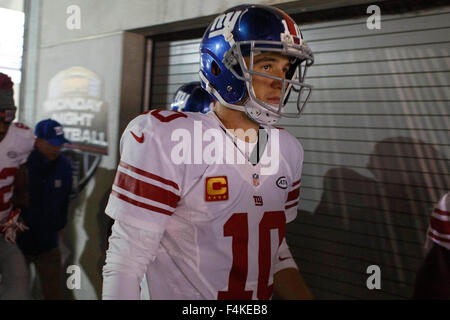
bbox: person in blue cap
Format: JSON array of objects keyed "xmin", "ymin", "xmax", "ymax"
[{"xmin": 17, "ymin": 119, "xmax": 73, "ymax": 300}]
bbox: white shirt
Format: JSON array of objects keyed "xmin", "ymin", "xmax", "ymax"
[{"xmin": 103, "ymin": 110, "xmax": 302, "ymax": 299}]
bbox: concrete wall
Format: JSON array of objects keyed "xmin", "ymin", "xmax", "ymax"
[
  {"xmin": 0, "ymin": 0, "xmax": 23, "ymax": 11},
  {"xmin": 39, "ymin": 0, "xmax": 301, "ymax": 46}
]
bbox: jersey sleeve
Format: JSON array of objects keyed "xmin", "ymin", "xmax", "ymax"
[
  {"xmin": 273, "ymin": 237, "xmax": 299, "ymax": 274},
  {"xmin": 105, "ymin": 113, "xmax": 185, "ymax": 233},
  {"xmin": 426, "ymin": 192, "xmax": 450, "ymax": 250},
  {"xmin": 102, "ymin": 220, "xmax": 163, "ymax": 299},
  {"xmin": 284, "ymin": 139, "xmax": 304, "ymax": 223}
]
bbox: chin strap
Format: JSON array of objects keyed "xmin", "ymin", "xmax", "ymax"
[{"xmin": 244, "ymin": 99, "xmax": 280, "ymax": 125}]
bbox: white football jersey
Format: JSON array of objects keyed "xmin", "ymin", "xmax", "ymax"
[
  {"xmin": 0, "ymin": 122, "xmax": 35, "ymax": 222},
  {"xmin": 105, "ymin": 110, "xmax": 303, "ymax": 299}
]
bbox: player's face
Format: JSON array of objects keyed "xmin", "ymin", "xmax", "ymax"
[
  {"xmin": 244, "ymin": 52, "xmax": 291, "ymax": 106},
  {"xmin": 35, "ymin": 138, "xmax": 62, "ymax": 161},
  {"xmin": 0, "ymin": 120, "xmax": 12, "ymax": 143}
]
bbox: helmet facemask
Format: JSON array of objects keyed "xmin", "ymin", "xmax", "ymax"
[{"xmin": 223, "ymin": 39, "xmax": 313, "ymax": 124}]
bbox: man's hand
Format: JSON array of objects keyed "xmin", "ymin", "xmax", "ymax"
[{"xmin": 0, "ymin": 208, "xmax": 29, "ymax": 244}]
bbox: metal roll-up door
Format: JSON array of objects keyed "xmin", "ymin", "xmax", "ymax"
[
  {"xmin": 284, "ymin": 7, "xmax": 449, "ymax": 299},
  {"xmin": 151, "ymin": 39, "xmax": 202, "ymax": 109},
  {"xmin": 149, "ymin": 6, "xmax": 449, "ymax": 299}
]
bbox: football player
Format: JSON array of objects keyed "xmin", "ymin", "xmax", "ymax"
[
  {"xmin": 412, "ymin": 192, "xmax": 450, "ymax": 299},
  {"xmin": 103, "ymin": 4, "xmax": 314, "ymax": 300},
  {"xmin": 0, "ymin": 73, "xmax": 35, "ymax": 299}
]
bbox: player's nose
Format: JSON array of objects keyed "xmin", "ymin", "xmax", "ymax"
[
  {"xmin": 270, "ymin": 73, "xmax": 284, "ymax": 90},
  {"xmin": 270, "ymin": 66, "xmax": 287, "ymax": 88}
]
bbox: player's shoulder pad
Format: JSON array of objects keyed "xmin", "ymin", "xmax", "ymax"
[
  {"xmin": 125, "ymin": 109, "xmax": 212, "ymax": 141},
  {"xmin": 10, "ymin": 122, "xmax": 35, "ymax": 149},
  {"xmin": 437, "ymin": 192, "xmax": 450, "ymax": 211},
  {"xmin": 11, "ymin": 122, "xmax": 32, "ymax": 136},
  {"xmin": 272, "ymin": 125, "xmax": 304, "ymax": 156}
]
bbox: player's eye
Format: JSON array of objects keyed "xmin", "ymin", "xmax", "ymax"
[{"xmin": 261, "ymin": 64, "xmax": 271, "ymax": 72}]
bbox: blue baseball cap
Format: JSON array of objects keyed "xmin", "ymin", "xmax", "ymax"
[{"xmin": 35, "ymin": 119, "xmax": 71, "ymax": 146}]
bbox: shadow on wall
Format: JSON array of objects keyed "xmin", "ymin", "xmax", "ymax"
[
  {"xmin": 61, "ymin": 167, "xmax": 115, "ymax": 300},
  {"xmin": 295, "ymin": 137, "xmax": 448, "ymax": 299}
]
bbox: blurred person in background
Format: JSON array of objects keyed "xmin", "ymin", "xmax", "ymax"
[
  {"xmin": 412, "ymin": 192, "xmax": 450, "ymax": 299},
  {"xmin": 17, "ymin": 119, "xmax": 72, "ymax": 300},
  {"xmin": 0, "ymin": 73, "xmax": 35, "ymax": 300},
  {"xmin": 170, "ymin": 81, "xmax": 213, "ymax": 114}
]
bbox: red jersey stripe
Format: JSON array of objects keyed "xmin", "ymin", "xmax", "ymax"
[
  {"xmin": 434, "ymin": 208, "xmax": 450, "ymax": 216},
  {"xmin": 428, "ymin": 230, "xmax": 450, "ymax": 243},
  {"xmin": 292, "ymin": 179, "xmax": 301, "ymax": 187},
  {"xmin": 0, "ymin": 168, "xmax": 17, "ymax": 179},
  {"xmin": 285, "ymin": 201, "xmax": 299, "ymax": 210},
  {"xmin": 111, "ymin": 190, "xmax": 173, "ymax": 216},
  {"xmin": 286, "ymin": 187, "xmax": 300, "ymax": 202},
  {"xmin": 430, "ymin": 216, "xmax": 450, "ymax": 235},
  {"xmin": 119, "ymin": 161, "xmax": 179, "ymax": 190},
  {"xmin": 114, "ymin": 171, "xmax": 180, "ymax": 208}
]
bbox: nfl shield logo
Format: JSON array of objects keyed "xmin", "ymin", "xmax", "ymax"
[{"xmin": 252, "ymin": 173, "xmax": 260, "ymax": 187}]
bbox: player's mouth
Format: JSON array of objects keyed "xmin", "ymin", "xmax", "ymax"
[{"xmin": 266, "ymin": 97, "xmax": 281, "ymax": 105}]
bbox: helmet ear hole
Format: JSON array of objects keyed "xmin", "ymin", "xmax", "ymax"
[{"xmin": 211, "ymin": 61, "xmax": 221, "ymax": 76}]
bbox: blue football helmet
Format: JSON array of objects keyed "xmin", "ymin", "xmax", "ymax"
[
  {"xmin": 199, "ymin": 4, "xmax": 314, "ymax": 124},
  {"xmin": 170, "ymin": 82, "xmax": 213, "ymax": 113}
]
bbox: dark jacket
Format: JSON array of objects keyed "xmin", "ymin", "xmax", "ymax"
[{"xmin": 17, "ymin": 149, "xmax": 72, "ymax": 255}]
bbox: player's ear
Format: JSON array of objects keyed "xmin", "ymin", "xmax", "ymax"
[{"xmin": 211, "ymin": 61, "xmax": 221, "ymax": 76}]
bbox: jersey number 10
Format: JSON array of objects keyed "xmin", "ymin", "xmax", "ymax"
[{"xmin": 218, "ymin": 210, "xmax": 286, "ymax": 300}]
